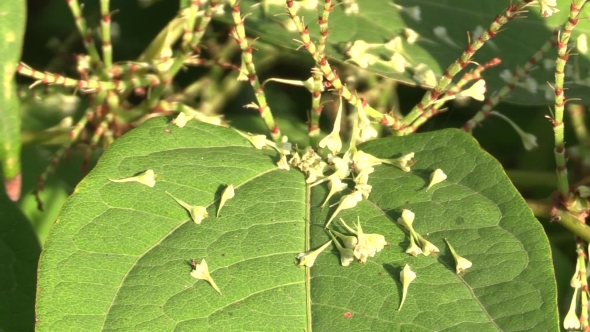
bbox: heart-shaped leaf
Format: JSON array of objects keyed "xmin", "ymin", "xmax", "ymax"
[
  {"xmin": 224, "ymin": 0, "xmax": 590, "ymax": 105},
  {"xmin": 0, "ymin": 192, "xmax": 40, "ymax": 331},
  {"xmin": 36, "ymin": 118, "xmax": 558, "ymax": 330}
]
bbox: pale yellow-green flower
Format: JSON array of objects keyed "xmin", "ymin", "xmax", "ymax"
[
  {"xmin": 327, "ymin": 230, "xmax": 355, "ymax": 267},
  {"xmin": 296, "ymin": 240, "xmax": 333, "ymax": 267},
  {"xmin": 321, "ymin": 177, "xmax": 349, "ymax": 208},
  {"xmin": 444, "ymin": 238, "xmax": 472, "ymax": 274},
  {"xmin": 190, "ymin": 259, "xmax": 222, "ymax": 295},
  {"xmin": 166, "ymin": 191, "xmax": 209, "ymax": 224},
  {"xmin": 426, "ymin": 168, "xmax": 447, "ymax": 191},
  {"xmin": 325, "ymin": 190, "xmax": 363, "ymax": 228},
  {"xmin": 563, "ymin": 287, "xmax": 580, "ymax": 330},
  {"xmin": 405, "ymin": 234, "xmax": 423, "ymax": 257},
  {"xmin": 109, "ymin": 169, "xmax": 156, "ymax": 188},
  {"xmin": 217, "ymin": 184, "xmax": 235, "ymax": 217},
  {"xmin": 398, "ymin": 264, "xmax": 416, "ymax": 311}
]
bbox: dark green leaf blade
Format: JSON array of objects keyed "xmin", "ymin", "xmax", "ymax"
[
  {"xmin": 35, "ymin": 118, "xmax": 308, "ymax": 331},
  {"xmin": 0, "ymin": 191, "xmax": 41, "ymax": 331}
]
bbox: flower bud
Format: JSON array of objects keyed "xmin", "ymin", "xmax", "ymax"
[{"xmin": 190, "ymin": 259, "xmax": 222, "ymax": 295}]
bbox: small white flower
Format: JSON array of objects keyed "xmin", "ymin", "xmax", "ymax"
[
  {"xmin": 578, "ymin": 34, "xmax": 588, "ymax": 54},
  {"xmin": 398, "ymin": 264, "xmax": 417, "ymax": 311},
  {"xmin": 426, "ymin": 169, "xmax": 447, "ymax": 191},
  {"xmin": 109, "ymin": 169, "xmax": 156, "ymax": 188},
  {"xmin": 172, "ymin": 112, "xmax": 193, "ymax": 128},
  {"xmin": 405, "ymin": 234, "xmax": 423, "ymax": 257},
  {"xmin": 404, "ymin": 28, "xmax": 419, "ymax": 44},
  {"xmin": 444, "ymin": 238, "xmax": 472, "ymax": 274},
  {"xmin": 166, "ymin": 191, "xmax": 209, "ymax": 224},
  {"xmin": 319, "ymin": 98, "xmax": 344, "ymax": 154},
  {"xmin": 489, "ymin": 111, "xmax": 538, "ymax": 151},
  {"xmin": 535, "ymin": 0, "xmax": 560, "ymax": 17},
  {"xmin": 328, "ymin": 230, "xmax": 355, "ymax": 267},
  {"xmin": 416, "ymin": 235, "xmax": 440, "ymax": 256},
  {"xmin": 296, "ymin": 240, "xmax": 333, "ymax": 267},
  {"xmin": 321, "ymin": 177, "xmax": 349, "ymax": 208},
  {"xmin": 401, "ymin": 209, "xmax": 415, "ymax": 226},
  {"xmin": 277, "ymin": 154, "xmax": 290, "ymax": 170},
  {"xmin": 190, "ymin": 259, "xmax": 222, "ymax": 295},
  {"xmin": 459, "ymin": 79, "xmax": 486, "ymax": 101},
  {"xmin": 217, "ymin": 184, "xmax": 235, "ymax": 217},
  {"xmin": 389, "ymin": 52, "xmax": 407, "ymax": 73},
  {"xmin": 325, "ymin": 191, "xmax": 363, "ymax": 228},
  {"xmin": 563, "ymin": 287, "xmax": 581, "ymax": 330}
]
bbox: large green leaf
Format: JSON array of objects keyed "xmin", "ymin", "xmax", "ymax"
[
  {"xmin": 227, "ymin": 0, "xmax": 590, "ymax": 105},
  {"xmin": 0, "ymin": 191, "xmax": 41, "ymax": 331},
  {"xmin": 36, "ymin": 118, "xmax": 558, "ymax": 330},
  {"xmin": 0, "ymin": 0, "xmax": 26, "ymax": 200}
]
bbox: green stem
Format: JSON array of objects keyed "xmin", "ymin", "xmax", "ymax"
[
  {"xmin": 400, "ymin": 1, "xmax": 531, "ymax": 130},
  {"xmin": 229, "ymin": 0, "xmax": 279, "ymax": 139},
  {"xmin": 553, "ymin": 0, "xmax": 588, "ymax": 203},
  {"xmin": 100, "ymin": 0, "xmax": 112, "ymax": 71},
  {"xmin": 527, "ymin": 198, "xmax": 590, "ymax": 243}
]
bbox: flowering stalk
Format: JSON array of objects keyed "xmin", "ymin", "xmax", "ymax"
[
  {"xmin": 100, "ymin": 0, "xmax": 113, "ymax": 71},
  {"xmin": 308, "ymin": 0, "xmax": 333, "ymax": 147},
  {"xmin": 568, "ymin": 104, "xmax": 590, "ymax": 173},
  {"xmin": 401, "ymin": 58, "xmax": 501, "ymax": 135},
  {"xmin": 17, "ymin": 62, "xmax": 161, "ymax": 91},
  {"xmin": 577, "ymin": 240, "xmax": 589, "ymax": 329},
  {"xmin": 229, "ymin": 1, "xmax": 279, "ymax": 140},
  {"xmin": 66, "ymin": 0, "xmax": 102, "ymax": 71},
  {"xmin": 285, "ymin": 0, "xmax": 397, "ymax": 128},
  {"xmin": 463, "ymin": 30, "xmax": 558, "ymax": 133},
  {"xmin": 187, "ymin": 0, "xmax": 220, "ymax": 53},
  {"xmin": 181, "ymin": 0, "xmax": 201, "ymax": 52},
  {"xmin": 400, "ymin": 0, "xmax": 532, "ymax": 131},
  {"xmin": 553, "ymin": 0, "xmax": 587, "ymax": 203},
  {"xmin": 33, "ymin": 114, "xmax": 89, "ymax": 210}
]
